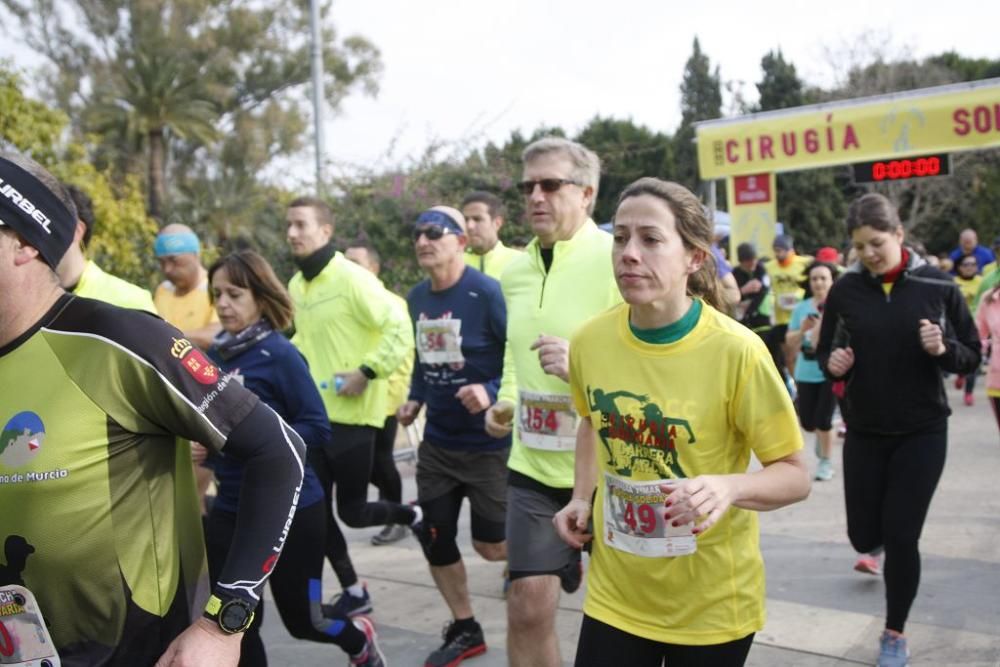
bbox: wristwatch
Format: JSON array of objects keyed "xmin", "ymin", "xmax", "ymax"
[
  {"xmin": 359, "ymin": 364, "xmax": 377, "ymax": 380},
  {"xmin": 204, "ymin": 594, "xmax": 255, "ymax": 634}
]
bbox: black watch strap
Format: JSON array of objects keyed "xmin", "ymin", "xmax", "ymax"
[
  {"xmin": 359, "ymin": 364, "xmax": 377, "ymax": 380},
  {"xmin": 204, "ymin": 594, "xmax": 255, "ymax": 634}
]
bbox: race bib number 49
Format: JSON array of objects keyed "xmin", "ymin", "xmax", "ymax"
[
  {"xmin": 602, "ymin": 473, "xmax": 696, "ymax": 557},
  {"xmin": 416, "ymin": 318, "xmax": 464, "ymax": 365},
  {"xmin": 517, "ymin": 391, "xmax": 577, "ymax": 451},
  {"xmin": 0, "ymin": 585, "xmax": 60, "ymax": 666}
]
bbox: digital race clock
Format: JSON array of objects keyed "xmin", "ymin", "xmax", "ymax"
[{"xmin": 852, "ymin": 153, "xmax": 951, "ymax": 183}]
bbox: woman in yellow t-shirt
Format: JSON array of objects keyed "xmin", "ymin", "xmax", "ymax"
[
  {"xmin": 553, "ymin": 178, "xmax": 810, "ymax": 667},
  {"xmin": 954, "ymin": 254, "xmax": 983, "ymax": 406}
]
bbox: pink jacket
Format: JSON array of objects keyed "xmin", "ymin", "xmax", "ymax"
[{"xmin": 975, "ymin": 292, "xmax": 1000, "ymax": 391}]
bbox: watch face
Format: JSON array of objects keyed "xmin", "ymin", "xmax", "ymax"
[{"xmin": 220, "ymin": 600, "xmax": 252, "ymax": 632}]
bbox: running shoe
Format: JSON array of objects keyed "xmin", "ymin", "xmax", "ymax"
[
  {"xmin": 559, "ymin": 550, "xmax": 583, "ymax": 594},
  {"xmin": 964, "ymin": 393, "xmax": 975, "ymax": 407},
  {"xmin": 854, "ymin": 554, "xmax": 882, "ymax": 576},
  {"xmin": 425, "ymin": 620, "xmax": 487, "ymax": 667},
  {"xmin": 350, "ymin": 615, "xmax": 387, "ymax": 667},
  {"xmin": 815, "ymin": 457, "xmax": 835, "ymax": 481},
  {"xmin": 954, "ymin": 375, "xmax": 964, "ymax": 390},
  {"xmin": 876, "ymin": 630, "xmax": 909, "ymax": 667},
  {"xmin": 324, "ymin": 585, "xmax": 373, "ymax": 618},
  {"xmin": 371, "ymin": 524, "xmax": 409, "ymax": 545}
]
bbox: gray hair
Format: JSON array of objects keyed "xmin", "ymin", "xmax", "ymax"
[{"xmin": 522, "ymin": 137, "xmax": 601, "ymax": 215}]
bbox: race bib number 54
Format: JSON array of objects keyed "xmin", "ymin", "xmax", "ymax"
[
  {"xmin": 602, "ymin": 473, "xmax": 696, "ymax": 557},
  {"xmin": 517, "ymin": 391, "xmax": 577, "ymax": 451},
  {"xmin": 0, "ymin": 585, "xmax": 60, "ymax": 666},
  {"xmin": 416, "ymin": 318, "xmax": 464, "ymax": 365}
]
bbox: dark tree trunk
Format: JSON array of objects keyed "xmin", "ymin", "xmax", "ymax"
[{"xmin": 148, "ymin": 127, "xmax": 166, "ymax": 220}]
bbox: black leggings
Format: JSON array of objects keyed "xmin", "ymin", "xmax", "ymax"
[
  {"xmin": 575, "ymin": 615, "xmax": 754, "ymax": 667},
  {"xmin": 310, "ymin": 423, "xmax": 417, "ymax": 587},
  {"xmin": 795, "ymin": 380, "xmax": 836, "ymax": 432},
  {"xmin": 842, "ymin": 425, "xmax": 947, "ymax": 633},
  {"xmin": 205, "ymin": 502, "xmax": 365, "ymax": 666},
  {"xmin": 370, "ymin": 416, "xmax": 402, "ymax": 503}
]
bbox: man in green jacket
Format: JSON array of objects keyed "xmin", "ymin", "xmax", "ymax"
[
  {"xmin": 286, "ymin": 196, "xmax": 418, "ymax": 618},
  {"xmin": 461, "ymin": 190, "xmax": 522, "ymax": 281},
  {"xmin": 484, "ymin": 137, "xmax": 621, "ymax": 667}
]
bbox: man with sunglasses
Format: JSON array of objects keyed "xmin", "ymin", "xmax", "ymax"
[
  {"xmin": 483, "ymin": 137, "xmax": 621, "ymax": 667},
  {"xmin": 396, "ymin": 206, "xmax": 510, "ymax": 667},
  {"xmin": 461, "ymin": 191, "xmax": 522, "ymax": 281},
  {"xmin": 285, "ymin": 196, "xmax": 418, "ymax": 619}
]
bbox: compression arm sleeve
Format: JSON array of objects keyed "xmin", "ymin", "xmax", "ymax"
[{"xmin": 213, "ymin": 401, "xmax": 306, "ymax": 605}]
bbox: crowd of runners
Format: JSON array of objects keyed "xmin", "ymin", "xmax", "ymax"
[{"xmin": 0, "ymin": 135, "xmax": 995, "ymax": 667}]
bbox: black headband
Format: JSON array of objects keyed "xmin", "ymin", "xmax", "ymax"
[{"xmin": 0, "ymin": 156, "xmax": 76, "ymax": 268}]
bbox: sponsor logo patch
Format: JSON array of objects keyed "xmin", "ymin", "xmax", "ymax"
[
  {"xmin": 0, "ymin": 412, "xmax": 45, "ymax": 469},
  {"xmin": 171, "ymin": 337, "xmax": 219, "ymax": 385}
]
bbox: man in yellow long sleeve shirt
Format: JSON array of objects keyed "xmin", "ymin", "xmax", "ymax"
[
  {"xmin": 461, "ymin": 190, "xmax": 522, "ymax": 281},
  {"xmin": 484, "ymin": 137, "xmax": 622, "ymax": 667},
  {"xmin": 57, "ymin": 185, "xmax": 157, "ymax": 313},
  {"xmin": 286, "ymin": 196, "xmax": 419, "ymax": 618}
]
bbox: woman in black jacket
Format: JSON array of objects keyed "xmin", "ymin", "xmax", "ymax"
[{"xmin": 816, "ymin": 193, "xmax": 980, "ymax": 667}]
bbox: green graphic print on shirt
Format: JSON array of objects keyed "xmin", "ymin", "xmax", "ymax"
[{"xmin": 587, "ymin": 385, "xmax": 695, "ymax": 479}]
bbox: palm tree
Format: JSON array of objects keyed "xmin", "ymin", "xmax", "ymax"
[{"xmin": 87, "ymin": 43, "xmax": 219, "ymax": 219}]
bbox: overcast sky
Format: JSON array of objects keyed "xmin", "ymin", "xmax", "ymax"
[
  {"xmin": 2, "ymin": 0, "xmax": 998, "ymax": 178},
  {"xmin": 324, "ymin": 0, "xmax": 999, "ymax": 172}
]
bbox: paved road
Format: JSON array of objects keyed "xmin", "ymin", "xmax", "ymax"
[{"xmin": 263, "ymin": 383, "xmax": 1000, "ymax": 666}]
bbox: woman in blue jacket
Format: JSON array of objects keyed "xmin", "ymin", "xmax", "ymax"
[{"xmin": 202, "ymin": 250, "xmax": 385, "ymax": 667}]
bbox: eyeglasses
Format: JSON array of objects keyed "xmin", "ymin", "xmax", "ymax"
[
  {"xmin": 411, "ymin": 225, "xmax": 453, "ymax": 242},
  {"xmin": 515, "ymin": 178, "xmax": 582, "ymax": 195}
]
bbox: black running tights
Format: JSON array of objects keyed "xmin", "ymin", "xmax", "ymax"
[
  {"xmin": 205, "ymin": 502, "xmax": 365, "ymax": 666},
  {"xmin": 575, "ymin": 615, "xmax": 754, "ymax": 666},
  {"xmin": 310, "ymin": 423, "xmax": 416, "ymax": 588},
  {"xmin": 842, "ymin": 425, "xmax": 947, "ymax": 633},
  {"xmin": 370, "ymin": 416, "xmax": 402, "ymax": 503}
]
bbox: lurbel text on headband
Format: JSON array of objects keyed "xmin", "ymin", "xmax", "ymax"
[{"xmin": 0, "ymin": 156, "xmax": 76, "ymax": 268}]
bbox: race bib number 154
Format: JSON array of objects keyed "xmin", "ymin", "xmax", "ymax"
[{"xmin": 517, "ymin": 390, "xmax": 577, "ymax": 451}]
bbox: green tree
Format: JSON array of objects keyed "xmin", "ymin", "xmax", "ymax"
[
  {"xmin": 755, "ymin": 50, "xmax": 847, "ymax": 252},
  {"xmin": 2, "ymin": 0, "xmax": 382, "ymax": 221},
  {"xmin": 86, "ymin": 43, "xmax": 220, "ymax": 219},
  {"xmin": 757, "ymin": 50, "xmax": 804, "ymax": 110},
  {"xmin": 675, "ymin": 37, "xmax": 722, "ymax": 192},
  {"xmin": 817, "ymin": 49, "xmax": 1000, "ymax": 253},
  {"xmin": 574, "ymin": 116, "xmax": 674, "ymax": 223},
  {"xmin": 0, "ymin": 65, "xmax": 157, "ymax": 286}
]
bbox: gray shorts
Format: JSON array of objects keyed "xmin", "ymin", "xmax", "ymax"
[
  {"xmin": 416, "ymin": 441, "xmax": 509, "ymax": 524},
  {"xmin": 506, "ymin": 481, "xmax": 577, "ymax": 579}
]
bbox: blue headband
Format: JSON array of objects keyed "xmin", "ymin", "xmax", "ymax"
[
  {"xmin": 415, "ymin": 210, "xmax": 464, "ymax": 236},
  {"xmin": 155, "ymin": 231, "xmax": 201, "ymax": 257},
  {"xmin": 0, "ymin": 156, "xmax": 76, "ymax": 268}
]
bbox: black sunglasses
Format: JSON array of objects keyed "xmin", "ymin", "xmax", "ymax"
[
  {"xmin": 411, "ymin": 225, "xmax": 452, "ymax": 242},
  {"xmin": 516, "ymin": 178, "xmax": 582, "ymax": 195}
]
